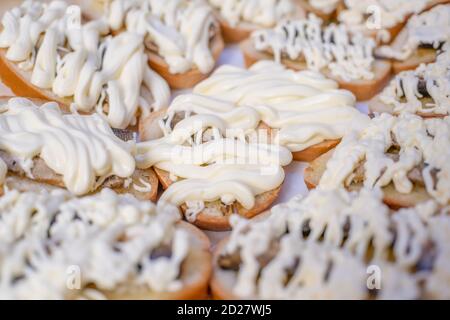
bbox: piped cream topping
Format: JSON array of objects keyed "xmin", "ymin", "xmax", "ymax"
[
  {"xmin": 0, "ymin": 188, "xmax": 189, "ymax": 299},
  {"xmin": 208, "ymin": 0, "xmax": 296, "ymax": 28},
  {"xmin": 193, "ymin": 60, "xmax": 363, "ymax": 152},
  {"xmin": 137, "ymin": 110, "xmax": 292, "ymax": 220},
  {"xmin": 252, "ymin": 14, "xmax": 376, "ymax": 81},
  {"xmin": 376, "ymin": 4, "xmax": 450, "ymax": 60},
  {"xmin": 319, "ymin": 112, "xmax": 450, "ymax": 205},
  {"xmin": 105, "ymin": 0, "xmax": 218, "ymax": 74},
  {"xmin": 219, "ymin": 187, "xmax": 447, "ymax": 299},
  {"xmin": 379, "ymin": 49, "xmax": 450, "ymax": 115},
  {"xmin": 0, "ymin": 0, "xmax": 170, "ymax": 129},
  {"xmin": 0, "ymin": 98, "xmax": 136, "ymax": 195}
]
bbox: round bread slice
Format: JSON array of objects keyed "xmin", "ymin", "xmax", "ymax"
[
  {"xmin": 213, "ymin": 1, "xmax": 306, "ymax": 43},
  {"xmin": 304, "ymin": 148, "xmax": 436, "ymax": 208},
  {"xmin": 147, "ymin": 32, "xmax": 225, "ymax": 89},
  {"xmin": 0, "ymin": 96, "xmax": 159, "ymax": 201},
  {"xmin": 368, "ymin": 95, "xmax": 447, "ymax": 118},
  {"xmin": 297, "ymin": 0, "xmax": 337, "ymax": 21},
  {"xmin": 240, "ymin": 38, "xmax": 393, "ymax": 101},
  {"xmin": 96, "ymin": 221, "xmax": 212, "ymax": 300},
  {"xmin": 71, "ymin": 0, "xmax": 225, "ymax": 89}
]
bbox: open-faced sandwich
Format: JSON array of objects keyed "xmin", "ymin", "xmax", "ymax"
[
  {"xmin": 136, "ymin": 99, "xmax": 293, "ymax": 231},
  {"xmin": 298, "ymin": 0, "xmax": 340, "ymax": 21},
  {"xmin": 370, "ymin": 47, "xmax": 450, "ymax": 117},
  {"xmin": 241, "ymin": 14, "xmax": 392, "ymax": 100},
  {"xmin": 0, "ymin": 0, "xmax": 170, "ymax": 129},
  {"xmin": 190, "ymin": 60, "xmax": 365, "ymax": 161},
  {"xmin": 207, "ymin": 0, "xmax": 306, "ymax": 43},
  {"xmin": 0, "ymin": 97, "xmax": 158, "ymax": 201},
  {"xmin": 337, "ymin": 0, "xmax": 449, "ymax": 44},
  {"xmin": 375, "ymin": 4, "xmax": 450, "ymax": 73},
  {"xmin": 0, "ymin": 188, "xmax": 211, "ymax": 299},
  {"xmin": 304, "ymin": 112, "xmax": 450, "ymax": 208},
  {"xmin": 73, "ymin": 0, "xmax": 224, "ymax": 89},
  {"xmin": 212, "ymin": 187, "xmax": 450, "ymax": 299}
]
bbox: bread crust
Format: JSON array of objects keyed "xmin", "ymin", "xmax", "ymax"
[
  {"xmin": 304, "ymin": 148, "xmax": 437, "ymax": 208},
  {"xmin": 240, "ymin": 38, "xmax": 392, "ymax": 101}
]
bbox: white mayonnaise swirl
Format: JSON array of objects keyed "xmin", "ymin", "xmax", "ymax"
[
  {"xmin": 0, "ymin": 98, "xmax": 136, "ymax": 195},
  {"xmin": 379, "ymin": 49, "xmax": 450, "ymax": 115},
  {"xmin": 0, "ymin": 0, "xmax": 170, "ymax": 129},
  {"xmin": 0, "ymin": 188, "xmax": 189, "ymax": 299},
  {"xmin": 208, "ymin": 0, "xmax": 296, "ymax": 28},
  {"xmin": 137, "ymin": 111, "xmax": 292, "ymax": 219},
  {"xmin": 105, "ymin": 0, "xmax": 218, "ymax": 74},
  {"xmin": 376, "ymin": 4, "xmax": 450, "ymax": 61},
  {"xmin": 319, "ymin": 113, "xmax": 450, "ymax": 205},
  {"xmin": 193, "ymin": 61, "xmax": 363, "ymax": 152},
  {"xmin": 252, "ymin": 14, "xmax": 376, "ymax": 81}
]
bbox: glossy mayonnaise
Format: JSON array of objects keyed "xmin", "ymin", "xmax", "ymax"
[
  {"xmin": 193, "ymin": 60, "xmax": 364, "ymax": 152},
  {"xmin": 106, "ymin": 0, "xmax": 218, "ymax": 74}
]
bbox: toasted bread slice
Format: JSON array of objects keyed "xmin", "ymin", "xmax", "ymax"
[
  {"xmin": 140, "ymin": 107, "xmax": 340, "ymax": 163},
  {"xmin": 368, "ymin": 95, "xmax": 446, "ymax": 118},
  {"xmin": 0, "ymin": 97, "xmax": 159, "ymax": 201},
  {"xmin": 375, "ymin": 26, "xmax": 438, "ymax": 73},
  {"xmin": 102, "ymin": 221, "xmax": 212, "ymax": 300},
  {"xmin": 304, "ymin": 149, "xmax": 435, "ymax": 208},
  {"xmin": 297, "ymin": 0, "xmax": 338, "ymax": 21},
  {"xmin": 147, "ymin": 33, "xmax": 225, "ymax": 89},
  {"xmin": 138, "ymin": 108, "xmax": 285, "ymax": 230},
  {"xmin": 213, "ymin": 1, "xmax": 306, "ymax": 43},
  {"xmin": 71, "ymin": 0, "xmax": 225, "ymax": 89},
  {"xmin": 241, "ymin": 38, "xmax": 392, "ymax": 101}
]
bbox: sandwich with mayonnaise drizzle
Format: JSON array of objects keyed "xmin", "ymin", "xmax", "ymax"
[
  {"xmin": 369, "ymin": 48, "xmax": 450, "ymax": 117},
  {"xmin": 212, "ymin": 188, "xmax": 450, "ymax": 299},
  {"xmin": 298, "ymin": 0, "xmax": 340, "ymax": 21},
  {"xmin": 207, "ymin": 0, "xmax": 306, "ymax": 43},
  {"xmin": 0, "ymin": 188, "xmax": 211, "ymax": 299},
  {"xmin": 304, "ymin": 112, "xmax": 450, "ymax": 208},
  {"xmin": 136, "ymin": 100, "xmax": 293, "ymax": 231},
  {"xmin": 0, "ymin": 97, "xmax": 158, "ymax": 201},
  {"xmin": 241, "ymin": 14, "xmax": 392, "ymax": 100},
  {"xmin": 72, "ymin": 0, "xmax": 224, "ymax": 89},
  {"xmin": 336, "ymin": 0, "xmax": 449, "ymax": 44},
  {"xmin": 375, "ymin": 4, "xmax": 450, "ymax": 73},
  {"xmin": 0, "ymin": 0, "xmax": 170, "ymax": 130},
  {"xmin": 166, "ymin": 60, "xmax": 364, "ymax": 162}
]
